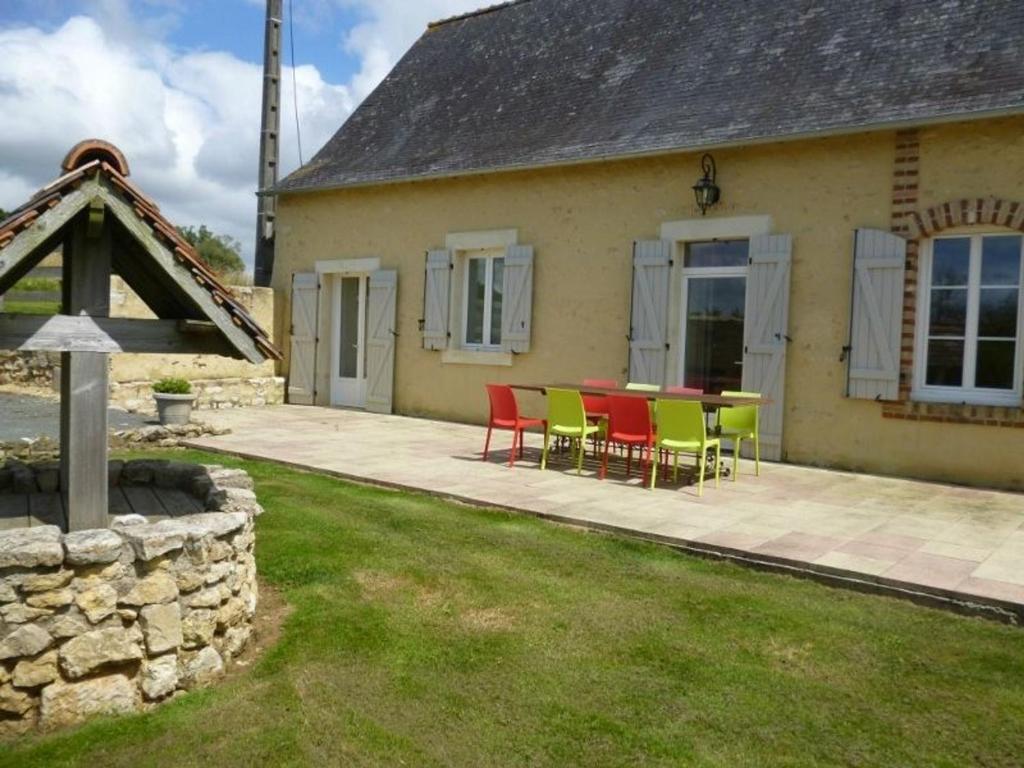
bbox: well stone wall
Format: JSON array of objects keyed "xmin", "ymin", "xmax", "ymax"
[{"xmin": 0, "ymin": 461, "xmax": 263, "ymax": 737}]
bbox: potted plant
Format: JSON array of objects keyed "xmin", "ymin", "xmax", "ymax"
[{"xmin": 152, "ymin": 377, "xmax": 196, "ymax": 425}]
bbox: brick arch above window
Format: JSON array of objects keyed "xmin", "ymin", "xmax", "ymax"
[{"xmin": 907, "ymin": 198, "xmax": 1024, "ymax": 239}]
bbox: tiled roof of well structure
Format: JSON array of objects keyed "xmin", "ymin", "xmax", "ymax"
[{"xmin": 0, "ymin": 142, "xmax": 280, "ymax": 360}]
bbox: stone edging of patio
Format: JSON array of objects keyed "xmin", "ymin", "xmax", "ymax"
[{"xmin": 185, "ymin": 443, "xmax": 1023, "ymax": 627}]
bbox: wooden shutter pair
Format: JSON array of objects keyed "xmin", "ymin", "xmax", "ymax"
[
  {"xmin": 629, "ymin": 235, "xmax": 793, "ymax": 461},
  {"xmin": 421, "ymin": 245, "xmax": 534, "ymax": 353},
  {"xmin": 288, "ymin": 270, "xmax": 398, "ymax": 413}
]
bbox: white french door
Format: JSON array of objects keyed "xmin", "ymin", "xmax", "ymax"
[
  {"xmin": 330, "ymin": 274, "xmax": 368, "ymax": 407},
  {"xmin": 676, "ymin": 240, "xmax": 749, "ymax": 393}
]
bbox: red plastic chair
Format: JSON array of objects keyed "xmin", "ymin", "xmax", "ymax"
[
  {"xmin": 600, "ymin": 394, "xmax": 655, "ymax": 481},
  {"xmin": 665, "ymin": 386, "xmax": 704, "ymax": 395},
  {"xmin": 581, "ymin": 378, "xmax": 617, "ymax": 418},
  {"xmin": 483, "ymin": 384, "xmax": 546, "ymax": 467},
  {"xmin": 582, "ymin": 378, "xmax": 617, "ymax": 458}
]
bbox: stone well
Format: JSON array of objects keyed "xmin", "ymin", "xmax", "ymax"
[{"xmin": 0, "ymin": 460, "xmax": 263, "ymax": 737}]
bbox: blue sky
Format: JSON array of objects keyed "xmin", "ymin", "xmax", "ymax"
[{"xmin": 0, "ymin": 0, "xmax": 487, "ymax": 266}]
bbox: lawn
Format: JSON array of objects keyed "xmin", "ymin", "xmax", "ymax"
[{"xmin": 4, "ymin": 450, "xmax": 1023, "ymax": 767}]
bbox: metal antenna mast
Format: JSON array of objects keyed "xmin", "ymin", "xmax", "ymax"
[{"xmin": 254, "ymin": 0, "xmax": 282, "ymax": 287}]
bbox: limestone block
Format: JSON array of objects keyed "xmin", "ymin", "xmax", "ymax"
[
  {"xmin": 40, "ymin": 674, "xmax": 138, "ymax": 729},
  {"xmin": 120, "ymin": 572, "xmax": 178, "ymax": 607},
  {"xmin": 59, "ymin": 626, "xmax": 144, "ymax": 679},
  {"xmin": 119, "ymin": 520, "xmax": 190, "ymax": 560},
  {"xmin": 0, "ymin": 664, "xmax": 8, "ymax": 684},
  {"xmin": 206, "ymin": 467, "xmax": 254, "ymax": 491},
  {"xmin": 220, "ymin": 625, "xmax": 252, "ymax": 660},
  {"xmin": 216, "ymin": 597, "xmax": 246, "ymax": 631},
  {"xmin": 64, "ymin": 529, "xmax": 124, "ymax": 565},
  {"xmin": 155, "ymin": 462, "xmax": 204, "ymax": 490},
  {"xmin": 205, "ymin": 561, "xmax": 233, "ymax": 585},
  {"xmin": 21, "ymin": 568, "xmax": 74, "ymax": 593},
  {"xmin": 139, "ymin": 603, "xmax": 183, "ymax": 654},
  {"xmin": 0, "ymin": 581, "xmax": 18, "ymax": 603},
  {"xmin": 110, "ymin": 513, "xmax": 148, "ymax": 529},
  {"xmin": 0, "ymin": 624, "xmax": 52, "ymax": 660},
  {"xmin": 140, "ymin": 654, "xmax": 178, "ymax": 700},
  {"xmin": 176, "ymin": 512, "xmax": 248, "ymax": 539},
  {"xmin": 183, "ymin": 586, "xmax": 221, "ymax": 609},
  {"xmin": 180, "ymin": 609, "xmax": 217, "ymax": 649},
  {"xmin": 75, "ymin": 584, "xmax": 119, "ymax": 623},
  {"xmin": 208, "ymin": 540, "xmax": 234, "ymax": 562},
  {"xmin": 47, "ymin": 610, "xmax": 92, "ymax": 639},
  {"xmin": 2, "ymin": 602, "xmax": 53, "ymax": 623},
  {"xmin": 0, "ymin": 526, "xmax": 63, "ymax": 569},
  {"xmin": 12, "ymin": 649, "xmax": 57, "ymax": 688},
  {"xmin": 0, "ymin": 681, "xmax": 34, "ymax": 715},
  {"xmin": 26, "ymin": 589, "xmax": 74, "ymax": 609},
  {"xmin": 173, "ymin": 566, "xmax": 206, "ymax": 593},
  {"xmin": 179, "ymin": 646, "xmax": 223, "ymax": 690}
]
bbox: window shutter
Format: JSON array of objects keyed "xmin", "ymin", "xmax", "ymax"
[
  {"xmin": 846, "ymin": 228, "xmax": 906, "ymax": 401},
  {"xmin": 287, "ymin": 272, "xmax": 319, "ymax": 405},
  {"xmin": 422, "ymin": 249, "xmax": 451, "ymax": 350},
  {"xmin": 365, "ymin": 269, "xmax": 398, "ymax": 414},
  {"xmin": 628, "ymin": 240, "xmax": 671, "ymax": 386},
  {"xmin": 743, "ymin": 234, "xmax": 792, "ymax": 461},
  {"xmin": 501, "ymin": 244, "xmax": 533, "ymax": 354}
]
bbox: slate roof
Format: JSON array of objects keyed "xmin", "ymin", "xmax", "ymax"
[
  {"xmin": 0, "ymin": 142, "xmax": 280, "ymax": 360},
  {"xmin": 277, "ymin": 0, "xmax": 1024, "ymax": 194}
]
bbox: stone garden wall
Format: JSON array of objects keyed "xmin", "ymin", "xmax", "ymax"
[
  {"xmin": 0, "ymin": 351, "xmax": 57, "ymax": 389},
  {"xmin": 0, "ymin": 461, "xmax": 263, "ymax": 737}
]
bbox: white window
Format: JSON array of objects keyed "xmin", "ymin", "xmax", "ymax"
[
  {"xmin": 913, "ymin": 233, "xmax": 1024, "ymax": 405},
  {"xmin": 462, "ymin": 249, "xmax": 504, "ymax": 348}
]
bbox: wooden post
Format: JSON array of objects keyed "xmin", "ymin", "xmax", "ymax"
[{"xmin": 60, "ymin": 201, "xmax": 111, "ymax": 531}]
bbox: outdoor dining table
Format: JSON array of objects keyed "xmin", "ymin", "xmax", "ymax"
[
  {"xmin": 509, "ymin": 384, "xmax": 769, "ymax": 410},
  {"xmin": 510, "ymin": 384, "xmax": 769, "ymax": 479}
]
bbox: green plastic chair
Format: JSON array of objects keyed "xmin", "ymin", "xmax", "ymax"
[
  {"xmin": 717, "ymin": 390, "xmax": 761, "ymax": 480},
  {"xmin": 651, "ymin": 399, "xmax": 720, "ymax": 495},
  {"xmin": 541, "ymin": 388, "xmax": 602, "ymax": 475}
]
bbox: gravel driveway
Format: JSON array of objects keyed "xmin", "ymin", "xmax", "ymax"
[{"xmin": 0, "ymin": 392, "xmax": 148, "ymax": 441}]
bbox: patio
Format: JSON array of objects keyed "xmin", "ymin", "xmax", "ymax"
[{"xmin": 185, "ymin": 405, "xmax": 1024, "ymax": 621}]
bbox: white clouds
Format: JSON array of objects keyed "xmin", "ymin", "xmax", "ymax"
[{"xmin": 0, "ymin": 1, "xmax": 488, "ymax": 268}]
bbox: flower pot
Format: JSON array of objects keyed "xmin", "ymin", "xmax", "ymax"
[{"xmin": 153, "ymin": 393, "xmax": 196, "ymax": 426}]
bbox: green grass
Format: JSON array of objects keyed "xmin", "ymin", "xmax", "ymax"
[
  {"xmin": 5, "ymin": 450, "xmax": 1023, "ymax": 767},
  {"xmin": 2, "ymin": 300, "xmax": 59, "ymax": 315}
]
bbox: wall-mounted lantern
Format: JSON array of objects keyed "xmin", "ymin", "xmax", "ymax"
[{"xmin": 692, "ymin": 153, "xmax": 720, "ymax": 215}]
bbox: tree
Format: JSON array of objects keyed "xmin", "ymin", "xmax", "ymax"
[{"xmin": 176, "ymin": 225, "xmax": 245, "ymax": 276}]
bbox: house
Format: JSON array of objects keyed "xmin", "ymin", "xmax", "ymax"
[{"xmin": 269, "ymin": 0, "xmax": 1024, "ymax": 489}]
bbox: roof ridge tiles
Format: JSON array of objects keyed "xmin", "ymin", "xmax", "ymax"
[{"xmin": 427, "ymin": 0, "xmax": 531, "ymax": 29}]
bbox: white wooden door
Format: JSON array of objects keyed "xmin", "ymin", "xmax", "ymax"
[
  {"xmin": 288, "ymin": 272, "xmax": 319, "ymax": 405},
  {"xmin": 365, "ymin": 270, "xmax": 398, "ymax": 414},
  {"xmin": 847, "ymin": 228, "xmax": 906, "ymax": 400},
  {"xmin": 330, "ymin": 274, "xmax": 367, "ymax": 407},
  {"xmin": 629, "ymin": 240, "xmax": 672, "ymax": 386},
  {"xmin": 742, "ymin": 234, "xmax": 792, "ymax": 461}
]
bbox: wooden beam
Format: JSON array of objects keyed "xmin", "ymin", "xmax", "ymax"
[
  {"xmin": 0, "ymin": 314, "xmax": 241, "ymax": 356},
  {"xmin": 0, "ymin": 183, "xmax": 93, "ymax": 295},
  {"xmin": 98, "ymin": 184, "xmax": 266, "ymax": 364},
  {"xmin": 61, "ymin": 213, "xmax": 110, "ymax": 532}
]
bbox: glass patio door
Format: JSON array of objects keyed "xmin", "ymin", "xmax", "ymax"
[
  {"xmin": 678, "ymin": 240, "xmax": 748, "ymax": 394},
  {"xmin": 330, "ymin": 274, "xmax": 368, "ymax": 407}
]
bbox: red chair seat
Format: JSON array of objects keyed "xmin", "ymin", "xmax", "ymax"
[{"xmin": 483, "ymin": 385, "xmax": 545, "ymax": 467}]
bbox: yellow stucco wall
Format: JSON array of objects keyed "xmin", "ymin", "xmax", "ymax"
[{"xmin": 273, "ymin": 116, "xmax": 1024, "ymax": 489}]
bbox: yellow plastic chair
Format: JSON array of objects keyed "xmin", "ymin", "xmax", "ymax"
[
  {"xmin": 717, "ymin": 390, "xmax": 760, "ymax": 480},
  {"xmin": 651, "ymin": 399, "xmax": 720, "ymax": 495},
  {"xmin": 541, "ymin": 388, "xmax": 602, "ymax": 475}
]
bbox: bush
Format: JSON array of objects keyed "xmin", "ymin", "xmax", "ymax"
[{"xmin": 152, "ymin": 377, "xmax": 192, "ymax": 395}]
